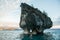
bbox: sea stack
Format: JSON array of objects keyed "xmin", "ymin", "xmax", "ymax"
[{"xmin": 19, "ymin": 3, "xmax": 53, "ymax": 34}]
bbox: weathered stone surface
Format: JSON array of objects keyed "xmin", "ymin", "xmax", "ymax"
[{"xmin": 20, "ymin": 3, "xmax": 53, "ymax": 34}]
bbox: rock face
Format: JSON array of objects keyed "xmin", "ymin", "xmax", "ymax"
[{"xmin": 19, "ymin": 3, "xmax": 53, "ymax": 34}]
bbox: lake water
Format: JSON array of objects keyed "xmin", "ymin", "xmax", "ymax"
[{"xmin": 0, "ymin": 29, "xmax": 60, "ymax": 40}]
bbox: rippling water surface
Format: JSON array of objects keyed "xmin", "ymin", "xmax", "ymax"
[{"xmin": 0, "ymin": 29, "xmax": 60, "ymax": 40}]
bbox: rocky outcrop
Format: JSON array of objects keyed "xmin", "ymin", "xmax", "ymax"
[{"xmin": 20, "ymin": 3, "xmax": 53, "ymax": 34}]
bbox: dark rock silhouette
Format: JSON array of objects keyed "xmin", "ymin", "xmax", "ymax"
[{"xmin": 19, "ymin": 3, "xmax": 53, "ymax": 34}]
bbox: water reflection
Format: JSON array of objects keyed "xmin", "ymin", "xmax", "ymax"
[{"xmin": 21, "ymin": 33, "xmax": 55, "ymax": 40}]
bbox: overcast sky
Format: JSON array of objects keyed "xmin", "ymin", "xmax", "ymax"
[{"xmin": 0, "ymin": 0, "xmax": 60, "ymax": 26}]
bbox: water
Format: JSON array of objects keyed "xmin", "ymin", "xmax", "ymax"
[
  {"xmin": 0, "ymin": 29, "xmax": 24, "ymax": 40},
  {"xmin": 0, "ymin": 29, "xmax": 60, "ymax": 40},
  {"xmin": 44, "ymin": 29, "xmax": 60, "ymax": 40}
]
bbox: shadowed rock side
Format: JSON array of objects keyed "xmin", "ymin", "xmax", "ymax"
[{"xmin": 19, "ymin": 3, "xmax": 53, "ymax": 34}]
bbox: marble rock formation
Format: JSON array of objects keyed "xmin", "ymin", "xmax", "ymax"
[{"xmin": 19, "ymin": 3, "xmax": 53, "ymax": 34}]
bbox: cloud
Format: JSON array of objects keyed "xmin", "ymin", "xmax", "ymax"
[
  {"xmin": 0, "ymin": 0, "xmax": 31, "ymax": 26},
  {"xmin": 0, "ymin": 0, "xmax": 20, "ymax": 16},
  {"xmin": 21, "ymin": 0, "xmax": 30, "ymax": 3},
  {"xmin": 53, "ymin": 17, "xmax": 60, "ymax": 25},
  {"xmin": 0, "ymin": 0, "xmax": 30, "ymax": 17}
]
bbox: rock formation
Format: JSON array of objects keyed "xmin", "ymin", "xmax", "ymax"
[{"xmin": 19, "ymin": 3, "xmax": 53, "ymax": 34}]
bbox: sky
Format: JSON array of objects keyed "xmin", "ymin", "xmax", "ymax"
[{"xmin": 0, "ymin": 0, "xmax": 60, "ymax": 28}]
